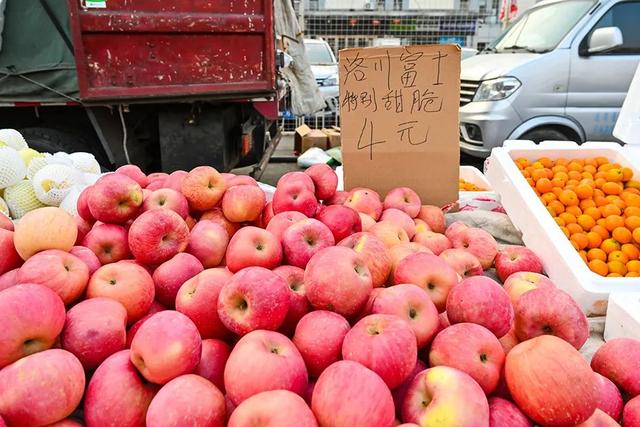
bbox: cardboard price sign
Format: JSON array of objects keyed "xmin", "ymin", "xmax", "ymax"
[{"xmin": 339, "ymin": 45, "xmax": 460, "ymax": 206}]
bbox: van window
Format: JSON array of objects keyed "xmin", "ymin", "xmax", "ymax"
[
  {"xmin": 589, "ymin": 1, "xmax": 640, "ymax": 54},
  {"xmin": 304, "ymin": 43, "xmax": 336, "ymax": 65}
]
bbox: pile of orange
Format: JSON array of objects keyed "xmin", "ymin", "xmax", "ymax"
[
  {"xmin": 459, "ymin": 179, "xmax": 485, "ymax": 191},
  {"xmin": 515, "ymin": 156, "xmax": 640, "ymax": 278}
]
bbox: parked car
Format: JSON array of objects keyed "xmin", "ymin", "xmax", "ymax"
[
  {"xmin": 304, "ymin": 38, "xmax": 339, "ymax": 115},
  {"xmin": 459, "ymin": 0, "xmax": 640, "ymax": 158}
]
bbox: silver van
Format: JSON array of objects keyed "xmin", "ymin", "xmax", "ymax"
[{"xmin": 459, "ymin": 0, "xmax": 640, "ymax": 158}]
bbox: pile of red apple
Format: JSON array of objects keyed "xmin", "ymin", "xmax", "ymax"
[{"xmin": 1, "ymin": 163, "xmax": 640, "ymax": 427}]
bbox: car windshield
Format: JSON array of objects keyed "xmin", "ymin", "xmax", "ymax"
[
  {"xmin": 305, "ymin": 42, "xmax": 336, "ymax": 65},
  {"xmin": 493, "ymin": 0, "xmax": 596, "ymax": 53}
]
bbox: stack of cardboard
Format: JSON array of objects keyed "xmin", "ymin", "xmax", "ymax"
[{"xmin": 294, "ymin": 124, "xmax": 341, "ymax": 154}]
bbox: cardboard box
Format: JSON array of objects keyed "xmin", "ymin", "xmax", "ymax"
[
  {"xmin": 339, "ymin": 45, "xmax": 460, "ymax": 206},
  {"xmin": 322, "ymin": 128, "xmax": 341, "ymax": 148},
  {"xmin": 295, "ymin": 124, "xmax": 328, "ymax": 154}
]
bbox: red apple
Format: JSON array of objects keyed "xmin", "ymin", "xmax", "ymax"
[
  {"xmin": 181, "ymin": 166, "xmax": 226, "ymax": 211},
  {"xmin": 76, "ymin": 186, "xmax": 94, "ymax": 221},
  {"xmin": 416, "ymin": 205, "xmax": 446, "ymax": 233},
  {"xmin": 315, "ymin": 204, "xmax": 361, "ymax": 242},
  {"xmin": 305, "ymin": 246, "xmax": 373, "ymax": 319},
  {"xmin": 623, "ymin": 395, "xmax": 640, "ymax": 427},
  {"xmin": 345, "ymin": 188, "xmax": 383, "ymax": 220},
  {"xmin": 0, "ymin": 268, "xmax": 17, "ymax": 292},
  {"xmin": 226, "ymin": 174, "xmax": 258, "ymax": 187},
  {"xmin": 146, "ymin": 374, "xmax": 225, "ymax": 427},
  {"xmin": 0, "ymin": 212, "xmax": 13, "ymax": 231},
  {"xmin": 61, "ymin": 297, "xmax": 128, "ymax": 371},
  {"xmin": 272, "ymin": 181, "xmax": 318, "ymax": 217},
  {"xmin": 369, "ymin": 284, "xmax": 439, "ymax": 349},
  {"xmin": 389, "ymin": 242, "xmax": 433, "ymax": 277},
  {"xmin": 146, "ymin": 173, "xmax": 168, "ymax": 190},
  {"xmin": 282, "ymin": 218, "xmax": 335, "ymax": 268},
  {"xmin": 130, "ymin": 310, "xmax": 201, "ymax": 384},
  {"xmin": 126, "ymin": 300, "xmax": 167, "ymax": 347},
  {"xmin": 369, "ymin": 220, "xmax": 410, "ymax": 248},
  {"xmin": 82, "ymin": 223, "xmax": 130, "ymax": 264},
  {"xmin": 495, "ymin": 246, "xmax": 543, "ymax": 282},
  {"xmin": 506, "ymin": 335, "xmax": 597, "ymax": 426},
  {"xmin": 339, "ymin": 232, "xmax": 391, "ymax": 288},
  {"xmin": 503, "ymin": 272, "xmax": 556, "ymax": 305},
  {"xmin": 201, "ymin": 207, "xmax": 241, "ymax": 238},
  {"xmin": 266, "ymin": 211, "xmax": 307, "ymax": 241},
  {"xmin": 45, "ymin": 419, "xmax": 83, "ymax": 427},
  {"xmin": 342, "ymin": 314, "xmax": 417, "ymax": 389},
  {"xmin": 393, "ymin": 252, "xmax": 459, "ymax": 312},
  {"xmin": 141, "ymin": 188, "xmax": 189, "ymax": 219},
  {"xmin": 261, "ymin": 201, "xmax": 275, "ymax": 226},
  {"xmin": 440, "ymin": 248, "xmax": 484, "ymax": 278},
  {"xmin": 229, "ymin": 390, "xmax": 317, "ymax": 427},
  {"xmin": 594, "ymin": 372, "xmax": 623, "ymax": 421},
  {"xmin": 224, "ymin": 330, "xmax": 308, "ymax": 405},
  {"xmin": 222, "ymin": 184, "xmax": 266, "ymax": 223},
  {"xmin": 0, "ymin": 229, "xmax": 21, "ymax": 275},
  {"xmin": 17, "ymin": 249, "xmax": 89, "ymax": 304},
  {"xmin": 384, "ymin": 187, "xmax": 421, "ymax": 218},
  {"xmin": 186, "ymin": 220, "xmax": 229, "ymax": 268},
  {"xmin": 217, "ymin": 266, "xmax": 290, "ymax": 335},
  {"xmin": 499, "ymin": 326, "xmax": 520, "ymax": 355},
  {"xmin": 446, "ymin": 275, "xmax": 514, "ymax": 338},
  {"xmin": 70, "ymin": 245, "xmax": 101, "ymax": 274},
  {"xmin": 591, "ymin": 338, "xmax": 640, "ymax": 398},
  {"xmin": 392, "ymin": 360, "xmax": 427, "ymax": 419},
  {"xmin": 0, "ymin": 283, "xmax": 65, "ymax": 368},
  {"xmin": 576, "ymin": 409, "xmax": 620, "ymax": 426},
  {"xmin": 450, "ymin": 227, "xmax": 498, "ymax": 270},
  {"xmin": 273, "ymin": 265, "xmax": 310, "ymax": 336},
  {"xmin": 194, "ymin": 339, "xmax": 231, "ymax": 393},
  {"xmin": 74, "ymin": 214, "xmax": 92, "ymax": 243},
  {"xmin": 128, "ymin": 209, "xmax": 189, "ymax": 265},
  {"xmin": 277, "ymin": 171, "xmax": 315, "ymax": 192},
  {"xmin": 305, "ymin": 163, "xmax": 338, "ymax": 200},
  {"xmin": 412, "ymin": 231, "xmax": 451, "ymax": 255},
  {"xmin": 175, "ymin": 268, "xmax": 232, "ymax": 339},
  {"xmin": 87, "ymin": 261, "xmax": 155, "ymax": 324},
  {"xmin": 488, "ymin": 397, "xmax": 533, "ymax": 427},
  {"xmin": 514, "ymin": 287, "xmax": 588, "ymax": 350},
  {"xmin": 381, "ymin": 208, "xmax": 417, "ymax": 239},
  {"xmin": 445, "ymin": 220, "xmax": 468, "ymax": 241},
  {"xmin": 152, "ymin": 252, "xmax": 204, "ymax": 307},
  {"xmin": 162, "ymin": 170, "xmax": 188, "ymax": 192},
  {"xmin": 293, "ymin": 310, "xmax": 351, "ymax": 377},
  {"xmin": 402, "ymin": 366, "xmax": 489, "ymax": 426},
  {"xmin": 429, "ymin": 323, "xmax": 505, "ymax": 394},
  {"xmin": 359, "ymin": 212, "xmax": 376, "ymax": 231},
  {"xmin": 0, "ymin": 349, "xmax": 85, "ymax": 427},
  {"xmin": 116, "ymin": 164, "xmax": 149, "ymax": 188},
  {"xmin": 312, "ymin": 360, "xmax": 395, "ymax": 427},
  {"xmin": 88, "ymin": 173, "xmax": 143, "ymax": 223},
  {"xmin": 84, "ymin": 349, "xmax": 158, "ymax": 427},
  {"xmin": 225, "ymin": 226, "xmax": 282, "ymax": 272}
]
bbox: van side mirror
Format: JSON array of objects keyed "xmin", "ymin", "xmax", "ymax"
[{"xmin": 588, "ymin": 27, "xmax": 623, "ymax": 54}]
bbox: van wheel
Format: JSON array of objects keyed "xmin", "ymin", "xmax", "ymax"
[{"xmin": 520, "ymin": 128, "xmax": 571, "ymax": 143}]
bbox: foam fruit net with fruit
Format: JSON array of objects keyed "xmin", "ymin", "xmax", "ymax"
[{"xmin": 515, "ymin": 156, "xmax": 640, "ymax": 278}]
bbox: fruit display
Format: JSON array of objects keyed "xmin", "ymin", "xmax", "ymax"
[
  {"xmin": 1, "ymin": 146, "xmax": 639, "ymax": 426},
  {"xmin": 515, "ymin": 156, "xmax": 640, "ymax": 278},
  {"xmin": 459, "ymin": 178, "xmax": 486, "ymax": 191}
]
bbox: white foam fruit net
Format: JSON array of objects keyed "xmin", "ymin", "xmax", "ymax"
[
  {"xmin": 26, "ymin": 153, "xmax": 52, "ymax": 180},
  {"xmin": 69, "ymin": 152, "xmax": 101, "ymax": 175},
  {"xmin": 0, "ymin": 147, "xmax": 27, "ymax": 189},
  {"xmin": 19, "ymin": 148, "xmax": 44, "ymax": 167},
  {"xmin": 4, "ymin": 180, "xmax": 46, "ymax": 219},
  {"xmin": 0, "ymin": 196, "xmax": 9, "ymax": 217},
  {"xmin": 33, "ymin": 164, "xmax": 80, "ymax": 206},
  {"xmin": 0, "ymin": 129, "xmax": 28, "ymax": 151},
  {"xmin": 59, "ymin": 185, "xmax": 86, "ymax": 216}
]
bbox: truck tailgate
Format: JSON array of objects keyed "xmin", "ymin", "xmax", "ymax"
[{"xmin": 68, "ymin": 0, "xmax": 275, "ymax": 101}]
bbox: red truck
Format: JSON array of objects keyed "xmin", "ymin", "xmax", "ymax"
[{"xmin": 0, "ymin": 0, "xmax": 284, "ymax": 173}]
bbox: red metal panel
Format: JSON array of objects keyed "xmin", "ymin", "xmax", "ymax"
[{"xmin": 68, "ymin": 0, "xmax": 275, "ymax": 101}]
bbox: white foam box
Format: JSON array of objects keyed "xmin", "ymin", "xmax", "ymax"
[
  {"xmin": 485, "ymin": 140, "xmax": 640, "ymax": 316},
  {"xmin": 459, "ymin": 165, "xmax": 497, "ymax": 200},
  {"xmin": 604, "ymin": 292, "xmax": 640, "ymax": 341}
]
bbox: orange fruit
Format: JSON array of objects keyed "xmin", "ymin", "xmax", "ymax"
[
  {"xmin": 568, "ymin": 170, "xmax": 582, "ymax": 181},
  {"xmin": 566, "ymin": 223, "xmax": 584, "ymax": 235},
  {"xmin": 570, "ymin": 233, "xmax": 589, "ymax": 250},
  {"xmin": 626, "ymin": 272, "xmax": 640, "ymax": 277},
  {"xmin": 603, "ymin": 182, "xmax": 623, "ymax": 195},
  {"xmin": 600, "ymin": 204, "xmax": 622, "ymax": 218},
  {"xmin": 568, "ymin": 162, "xmax": 583, "ymax": 172},
  {"xmin": 608, "ymin": 273, "xmax": 623, "ymax": 277},
  {"xmin": 515, "ymin": 158, "xmax": 529, "ymax": 169},
  {"xmin": 556, "ymin": 158, "xmax": 570, "ymax": 166},
  {"xmin": 560, "ymin": 226, "xmax": 571, "ymax": 238},
  {"xmin": 599, "ymin": 163, "xmax": 615, "ymax": 172},
  {"xmin": 604, "ymin": 215, "xmax": 625, "ymax": 232},
  {"xmin": 595, "ymin": 156, "xmax": 610, "ymax": 166},
  {"xmin": 541, "ymin": 193, "xmax": 557, "ymax": 204},
  {"xmin": 548, "ymin": 200, "xmax": 565, "ymax": 215},
  {"xmin": 575, "ymin": 184, "xmax": 594, "ymax": 200},
  {"xmin": 554, "ymin": 217, "xmax": 565, "ymax": 227},
  {"xmin": 559, "ymin": 190, "xmax": 579, "ymax": 207},
  {"xmin": 565, "ymin": 206, "xmax": 582, "ymax": 217},
  {"xmin": 625, "ymin": 206, "xmax": 640, "ymax": 217},
  {"xmin": 626, "ymin": 180, "xmax": 640, "ymax": 189},
  {"xmin": 577, "ymin": 214, "xmax": 596, "ymax": 231},
  {"xmin": 584, "ymin": 207, "xmax": 602, "ymax": 220},
  {"xmin": 621, "ymin": 243, "xmax": 640, "ymax": 260},
  {"xmin": 592, "ymin": 225, "xmax": 610, "ymax": 240},
  {"xmin": 580, "ymin": 199, "xmax": 597, "ymax": 210},
  {"xmin": 622, "ymin": 167, "xmax": 633, "ymax": 181},
  {"xmin": 601, "ymin": 238, "xmax": 621, "ymax": 254},
  {"xmin": 608, "ymin": 260, "xmax": 628, "ymax": 276},
  {"xmin": 584, "ymin": 164, "xmax": 597, "ymax": 174},
  {"xmin": 552, "ymin": 165, "xmax": 568, "ymax": 174},
  {"xmin": 532, "ymin": 169, "xmax": 548, "ymax": 181},
  {"xmin": 633, "ymin": 228, "xmax": 640, "ymax": 244},
  {"xmin": 538, "ymin": 157, "xmax": 553, "ymax": 168},
  {"xmin": 536, "ymin": 178, "xmax": 553, "ymax": 194},
  {"xmin": 559, "ymin": 212, "xmax": 577, "ymax": 225},
  {"xmin": 579, "ymin": 250, "xmax": 588, "ymax": 263},
  {"xmin": 608, "ymin": 250, "xmax": 629, "ymax": 264},
  {"xmin": 627, "ymin": 259, "xmax": 640, "ymax": 273},
  {"xmin": 612, "ymin": 227, "xmax": 632, "ymax": 244},
  {"xmin": 588, "ymin": 259, "xmax": 608, "ymax": 276},
  {"xmin": 586, "ymin": 231, "xmax": 603, "ymax": 249},
  {"xmin": 595, "ymin": 177, "xmax": 607, "ymax": 189},
  {"xmin": 625, "ymin": 216, "xmax": 640, "ymax": 230},
  {"xmin": 587, "ymin": 247, "xmax": 607, "ymax": 262},
  {"xmin": 623, "ymin": 192, "xmax": 640, "ymax": 208},
  {"xmin": 606, "ymin": 168, "xmax": 624, "ymax": 182}
]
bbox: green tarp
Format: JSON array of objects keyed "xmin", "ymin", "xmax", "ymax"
[{"xmin": 0, "ymin": 0, "xmax": 79, "ymax": 103}]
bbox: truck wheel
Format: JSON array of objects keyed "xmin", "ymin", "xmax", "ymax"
[
  {"xmin": 19, "ymin": 127, "xmax": 111, "ymax": 170},
  {"xmin": 520, "ymin": 128, "xmax": 571, "ymax": 143}
]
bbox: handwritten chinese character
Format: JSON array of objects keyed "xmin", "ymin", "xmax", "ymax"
[
  {"xmin": 432, "ymin": 51, "xmax": 448, "ymax": 86},
  {"xmin": 342, "ymin": 90, "xmax": 359, "ymax": 112},
  {"xmin": 411, "ymin": 88, "xmax": 443, "ymax": 113},
  {"xmin": 357, "ymin": 117, "xmax": 386, "ymax": 160},
  {"xmin": 360, "ymin": 88, "xmax": 378, "ymax": 112},
  {"xmin": 382, "ymin": 90, "xmax": 404, "ymax": 113},
  {"xmin": 343, "ymin": 52, "xmax": 368, "ymax": 84},
  {"xmin": 399, "ymin": 48, "xmax": 424, "ymax": 89},
  {"xmin": 397, "ymin": 121, "xmax": 429, "ymax": 145}
]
